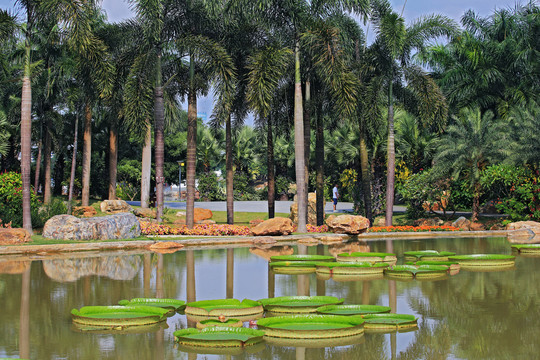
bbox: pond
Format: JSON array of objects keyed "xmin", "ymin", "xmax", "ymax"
[{"xmin": 1, "ymin": 236, "xmax": 539, "ymax": 359}]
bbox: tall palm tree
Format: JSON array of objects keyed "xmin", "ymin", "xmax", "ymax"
[
  {"xmin": 433, "ymin": 108, "xmax": 512, "ymax": 221},
  {"xmin": 370, "ymin": 0, "xmax": 456, "ymax": 225}
]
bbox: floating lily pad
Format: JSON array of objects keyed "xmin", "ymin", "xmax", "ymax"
[
  {"xmin": 258, "ymin": 296, "xmax": 344, "ymax": 314},
  {"xmin": 317, "ymin": 304, "xmax": 391, "ymax": 316},
  {"xmin": 408, "ymin": 260, "xmax": 461, "ymax": 271},
  {"xmin": 384, "ymin": 265, "xmax": 448, "ymax": 280},
  {"xmin": 448, "ymin": 254, "xmax": 515, "ymax": 268},
  {"xmin": 174, "ymin": 327, "xmax": 265, "ymax": 348},
  {"xmin": 118, "ymin": 298, "xmax": 186, "ymax": 312},
  {"xmin": 184, "ymin": 299, "xmax": 263, "ymax": 320},
  {"xmin": 336, "ymin": 252, "xmax": 397, "ymax": 265},
  {"xmin": 71, "ymin": 321, "xmax": 168, "ymax": 334},
  {"xmin": 511, "ymin": 244, "xmax": 540, "ymax": 254},
  {"xmin": 71, "ymin": 305, "xmax": 169, "ymax": 328},
  {"xmin": 362, "ymin": 314, "xmax": 418, "ymax": 331},
  {"xmin": 257, "ymin": 314, "xmax": 365, "ymax": 339},
  {"xmin": 403, "ymin": 250, "xmax": 455, "ymax": 261},
  {"xmin": 263, "ymin": 333, "xmax": 365, "ymax": 348},
  {"xmin": 196, "ymin": 318, "xmax": 243, "ymax": 329},
  {"xmin": 177, "ymin": 341, "xmax": 266, "ymax": 355},
  {"xmin": 316, "ymin": 262, "xmax": 389, "ymax": 276},
  {"xmin": 270, "ymin": 254, "xmax": 335, "ymax": 262},
  {"xmin": 269, "ymin": 261, "xmax": 319, "ymax": 274}
]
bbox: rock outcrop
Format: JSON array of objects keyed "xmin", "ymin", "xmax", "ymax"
[
  {"xmin": 452, "ymin": 216, "xmax": 471, "ymax": 230},
  {"xmin": 100, "ymin": 200, "xmax": 133, "ymax": 214},
  {"xmin": 0, "ymin": 228, "xmax": 32, "ymax": 245},
  {"xmin": 325, "ymin": 215, "xmax": 370, "ymax": 234},
  {"xmin": 251, "ymin": 217, "xmax": 294, "ymax": 236},
  {"xmin": 42, "ymin": 213, "xmax": 141, "ymax": 240}
]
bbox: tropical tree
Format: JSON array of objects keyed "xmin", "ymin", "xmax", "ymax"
[
  {"xmin": 370, "ymin": 0, "xmax": 456, "ymax": 225},
  {"xmin": 433, "ymin": 108, "xmax": 512, "ymax": 221}
]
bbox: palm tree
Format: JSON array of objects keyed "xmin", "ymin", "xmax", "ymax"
[
  {"xmin": 433, "ymin": 108, "xmax": 512, "ymax": 221},
  {"xmin": 370, "ymin": 0, "xmax": 456, "ymax": 225}
]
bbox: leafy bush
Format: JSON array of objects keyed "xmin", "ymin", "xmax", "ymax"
[
  {"xmin": 339, "ymin": 168, "xmax": 358, "ymax": 202},
  {"xmin": 0, "ymin": 172, "xmax": 41, "ymax": 228},
  {"xmin": 34, "ymin": 198, "xmax": 67, "ymax": 228},
  {"xmin": 198, "ymin": 172, "xmax": 224, "ymax": 201},
  {"xmin": 481, "ymin": 164, "xmax": 540, "ymax": 221},
  {"xmin": 116, "ymin": 182, "xmax": 140, "ymax": 201},
  {"xmin": 233, "ymin": 172, "xmax": 262, "ymax": 200}
]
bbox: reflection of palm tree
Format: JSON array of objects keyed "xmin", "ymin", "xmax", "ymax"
[{"xmin": 19, "ymin": 263, "xmax": 31, "ymax": 359}]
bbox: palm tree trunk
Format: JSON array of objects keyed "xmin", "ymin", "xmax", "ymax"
[
  {"xmin": 471, "ymin": 181, "xmax": 481, "ymax": 222},
  {"xmin": 67, "ymin": 112, "xmax": 79, "ymax": 214},
  {"xmin": 81, "ymin": 101, "xmax": 92, "ymax": 206},
  {"xmin": 267, "ymin": 115, "xmax": 275, "ymax": 218},
  {"xmin": 108, "ymin": 118, "xmax": 118, "ymax": 199},
  {"xmin": 359, "ymin": 119, "xmax": 373, "ymax": 223},
  {"xmin": 303, "ymin": 78, "xmax": 311, "ymax": 224},
  {"xmin": 186, "ymin": 55, "xmax": 197, "ymax": 229},
  {"xmin": 33, "ymin": 131, "xmax": 42, "ymax": 194},
  {"xmin": 140, "ymin": 120, "xmax": 152, "ymax": 208},
  {"xmin": 154, "ymin": 53, "xmax": 165, "ymax": 222},
  {"xmin": 226, "ymin": 114, "xmax": 234, "ymax": 224},
  {"xmin": 385, "ymin": 82, "xmax": 395, "ymax": 226},
  {"xmin": 315, "ymin": 105, "xmax": 325, "ymax": 226},
  {"xmin": 21, "ymin": 73, "xmax": 32, "ymax": 232},
  {"xmin": 294, "ymin": 39, "xmax": 307, "ymax": 233},
  {"xmin": 43, "ymin": 116, "xmax": 52, "ymax": 204}
]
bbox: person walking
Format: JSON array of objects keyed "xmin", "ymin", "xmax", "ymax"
[{"xmin": 332, "ymin": 184, "xmax": 339, "ymax": 212}]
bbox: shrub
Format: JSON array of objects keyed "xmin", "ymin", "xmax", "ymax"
[
  {"xmin": 34, "ymin": 198, "xmax": 68, "ymax": 228},
  {"xmin": 0, "ymin": 171, "xmax": 41, "ymax": 228},
  {"xmin": 233, "ymin": 172, "xmax": 261, "ymax": 200},
  {"xmin": 198, "ymin": 172, "xmax": 224, "ymax": 201},
  {"xmin": 116, "ymin": 182, "xmax": 140, "ymax": 201}
]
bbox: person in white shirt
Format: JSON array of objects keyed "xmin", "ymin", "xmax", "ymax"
[{"xmin": 332, "ymin": 184, "xmax": 339, "ymax": 211}]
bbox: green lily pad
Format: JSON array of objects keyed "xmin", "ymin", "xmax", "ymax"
[
  {"xmin": 317, "ymin": 304, "xmax": 391, "ymax": 315},
  {"xmin": 407, "ymin": 260, "xmax": 460, "ymax": 270},
  {"xmin": 258, "ymin": 296, "xmax": 344, "ymax": 314},
  {"xmin": 448, "ymin": 254, "xmax": 515, "ymax": 267},
  {"xmin": 269, "ymin": 261, "xmax": 319, "ymax": 274},
  {"xmin": 270, "ymin": 254, "xmax": 335, "ymax": 262},
  {"xmin": 174, "ymin": 327, "xmax": 265, "ymax": 348},
  {"xmin": 71, "ymin": 305, "xmax": 168, "ymax": 327},
  {"xmin": 196, "ymin": 318, "xmax": 243, "ymax": 329},
  {"xmin": 362, "ymin": 314, "xmax": 418, "ymax": 330},
  {"xmin": 336, "ymin": 252, "xmax": 397, "ymax": 265},
  {"xmin": 384, "ymin": 265, "xmax": 449, "ymax": 279},
  {"xmin": 511, "ymin": 244, "xmax": 540, "ymax": 254},
  {"xmin": 118, "ymin": 298, "xmax": 186, "ymax": 312},
  {"xmin": 403, "ymin": 250, "xmax": 455, "ymax": 261},
  {"xmin": 257, "ymin": 314, "xmax": 365, "ymax": 339},
  {"xmin": 184, "ymin": 299, "xmax": 263, "ymax": 319},
  {"xmin": 316, "ymin": 262, "xmax": 389, "ymax": 276}
]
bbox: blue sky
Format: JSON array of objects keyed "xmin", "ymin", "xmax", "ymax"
[{"xmin": 0, "ymin": 0, "xmax": 529, "ymax": 121}]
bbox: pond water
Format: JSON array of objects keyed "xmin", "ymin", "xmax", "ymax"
[{"xmin": 1, "ymin": 236, "xmax": 539, "ymax": 360}]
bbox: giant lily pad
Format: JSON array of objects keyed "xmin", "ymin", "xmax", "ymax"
[
  {"xmin": 258, "ymin": 296, "xmax": 344, "ymax": 314},
  {"xmin": 269, "ymin": 261, "xmax": 319, "ymax": 274},
  {"xmin": 184, "ymin": 299, "xmax": 263, "ymax": 320},
  {"xmin": 263, "ymin": 333, "xmax": 365, "ymax": 348},
  {"xmin": 511, "ymin": 244, "xmax": 540, "ymax": 255},
  {"xmin": 72, "ymin": 321, "xmax": 168, "ymax": 334},
  {"xmin": 408, "ymin": 260, "xmax": 460, "ymax": 271},
  {"xmin": 71, "ymin": 305, "xmax": 168, "ymax": 328},
  {"xmin": 256, "ymin": 314, "xmax": 365, "ymax": 339},
  {"xmin": 403, "ymin": 250, "xmax": 455, "ymax": 261},
  {"xmin": 196, "ymin": 318, "xmax": 243, "ymax": 329},
  {"xmin": 118, "ymin": 298, "xmax": 185, "ymax": 312},
  {"xmin": 317, "ymin": 304, "xmax": 391, "ymax": 316},
  {"xmin": 174, "ymin": 327, "xmax": 265, "ymax": 348},
  {"xmin": 270, "ymin": 254, "xmax": 335, "ymax": 262},
  {"xmin": 316, "ymin": 262, "xmax": 389, "ymax": 276},
  {"xmin": 384, "ymin": 265, "xmax": 448, "ymax": 280},
  {"xmin": 362, "ymin": 314, "xmax": 418, "ymax": 331},
  {"xmin": 336, "ymin": 252, "xmax": 397, "ymax": 265},
  {"xmin": 448, "ymin": 254, "xmax": 515, "ymax": 268}
]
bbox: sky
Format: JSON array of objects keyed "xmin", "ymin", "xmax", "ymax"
[{"xmin": 0, "ymin": 0, "xmax": 530, "ymax": 123}]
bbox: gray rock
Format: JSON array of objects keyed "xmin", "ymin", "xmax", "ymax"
[
  {"xmin": 42, "ymin": 213, "xmax": 141, "ymax": 240},
  {"xmin": 100, "ymin": 199, "xmax": 133, "ymax": 213},
  {"xmin": 452, "ymin": 216, "xmax": 471, "ymax": 230}
]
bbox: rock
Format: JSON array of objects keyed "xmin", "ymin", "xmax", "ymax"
[
  {"xmin": 251, "ymin": 237, "xmax": 278, "ymax": 246},
  {"xmin": 42, "ymin": 255, "xmax": 141, "ymax": 282},
  {"xmin": 451, "ymin": 216, "xmax": 471, "ymax": 230},
  {"xmin": 100, "ymin": 200, "xmax": 133, "ymax": 213},
  {"xmin": 0, "ymin": 228, "xmax": 32, "ymax": 245},
  {"xmin": 317, "ymin": 236, "xmax": 344, "ymax": 244},
  {"xmin": 251, "ymin": 217, "xmax": 294, "ymax": 236},
  {"xmin": 197, "ymin": 219, "xmax": 216, "ymax": 225},
  {"xmin": 489, "ymin": 224, "xmax": 506, "ymax": 230},
  {"xmin": 176, "ymin": 211, "xmax": 186, "ymax": 217},
  {"xmin": 194, "ymin": 208, "xmax": 213, "ymax": 223},
  {"xmin": 42, "ymin": 213, "xmax": 141, "ymax": 240},
  {"xmin": 148, "ymin": 241, "xmax": 184, "ymax": 254},
  {"xmin": 297, "ymin": 237, "xmax": 319, "ymax": 246},
  {"xmin": 506, "ymin": 221, "xmax": 540, "ymax": 234},
  {"xmin": 133, "ymin": 208, "xmax": 156, "ymax": 219},
  {"xmin": 469, "ymin": 222, "xmax": 486, "ymax": 231},
  {"xmin": 0, "ymin": 260, "xmax": 31, "ymax": 274},
  {"xmin": 325, "ymin": 215, "xmax": 370, "ymax": 235},
  {"xmin": 249, "ymin": 219, "xmax": 265, "ymax": 227},
  {"xmin": 290, "ymin": 192, "xmax": 325, "ymax": 226},
  {"xmin": 413, "ymin": 217, "xmax": 443, "ymax": 227},
  {"xmin": 72, "ymin": 206, "xmax": 97, "ymax": 217}
]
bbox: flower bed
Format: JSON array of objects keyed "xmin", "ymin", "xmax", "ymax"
[
  {"xmin": 140, "ymin": 221, "xmax": 252, "ymax": 236},
  {"xmin": 369, "ymin": 225, "xmax": 459, "ymax": 233}
]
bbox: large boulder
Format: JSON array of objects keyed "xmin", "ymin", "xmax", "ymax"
[
  {"xmin": 72, "ymin": 206, "xmax": 97, "ymax": 217},
  {"xmin": 414, "ymin": 217, "xmax": 443, "ymax": 227},
  {"xmin": 452, "ymin": 216, "xmax": 471, "ymax": 230},
  {"xmin": 0, "ymin": 228, "xmax": 32, "ymax": 245},
  {"xmin": 42, "ymin": 213, "xmax": 141, "ymax": 240},
  {"xmin": 326, "ymin": 215, "xmax": 370, "ymax": 234},
  {"xmin": 506, "ymin": 221, "xmax": 540, "ymax": 234},
  {"xmin": 251, "ymin": 217, "xmax": 294, "ymax": 236},
  {"xmin": 133, "ymin": 207, "xmax": 156, "ymax": 219},
  {"xmin": 290, "ymin": 192, "xmax": 324, "ymax": 226},
  {"xmin": 194, "ymin": 208, "xmax": 213, "ymax": 222},
  {"xmin": 100, "ymin": 200, "xmax": 133, "ymax": 214}
]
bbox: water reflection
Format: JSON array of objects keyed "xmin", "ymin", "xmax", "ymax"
[{"xmin": 1, "ymin": 236, "xmax": 539, "ymax": 359}]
